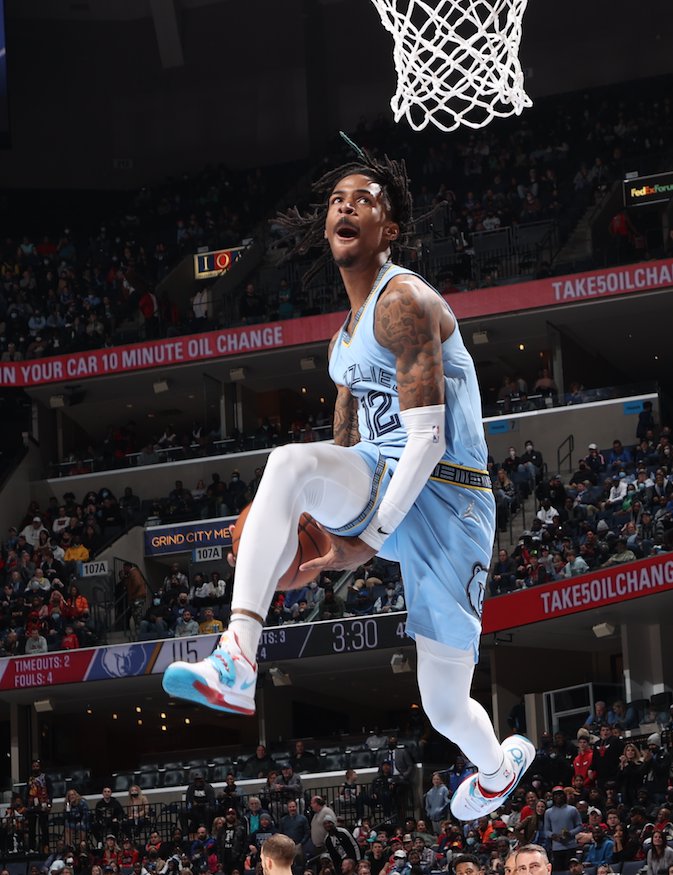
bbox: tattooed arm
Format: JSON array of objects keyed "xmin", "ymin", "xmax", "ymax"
[
  {"xmin": 329, "ymin": 332, "xmax": 360, "ymax": 447},
  {"xmin": 333, "ymin": 385, "xmax": 360, "ymax": 447},
  {"xmin": 374, "ymin": 277, "xmax": 452, "ymax": 410}
]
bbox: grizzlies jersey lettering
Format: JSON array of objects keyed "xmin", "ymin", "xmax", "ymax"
[{"xmin": 328, "ymin": 263, "xmax": 489, "ymax": 470}]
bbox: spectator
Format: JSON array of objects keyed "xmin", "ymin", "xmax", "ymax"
[
  {"xmin": 216, "ymin": 808, "xmax": 246, "ymax": 875},
  {"xmin": 373, "ymin": 586, "xmax": 404, "ymax": 613},
  {"xmin": 175, "ymin": 610, "xmax": 199, "ymax": 637},
  {"xmin": 24, "ymin": 627, "xmax": 48, "ymax": 654},
  {"xmin": 319, "ymin": 588, "xmax": 345, "ymax": 621},
  {"xmin": 516, "ymin": 799, "xmax": 548, "ymax": 845},
  {"xmin": 122, "ymin": 786, "xmax": 149, "ymax": 840},
  {"xmin": 543, "ymin": 786, "xmax": 582, "ymax": 870},
  {"xmin": 592, "ymin": 724, "xmax": 623, "ymax": 788},
  {"xmin": 490, "ymin": 548, "xmax": 517, "ymax": 595},
  {"xmin": 61, "ymin": 625, "xmax": 80, "ymax": 649},
  {"xmin": 611, "ymin": 701, "xmax": 638, "ymax": 730},
  {"xmin": 63, "ymin": 536, "xmax": 90, "ymax": 570},
  {"xmin": 25, "ymin": 759, "xmax": 52, "ymax": 853},
  {"xmin": 563, "ymin": 548, "xmax": 589, "ymax": 578},
  {"xmin": 519, "ymin": 440, "xmax": 544, "ymax": 489},
  {"xmin": 583, "ymin": 826, "xmax": 614, "ymax": 865},
  {"xmin": 607, "ymin": 440, "xmax": 633, "ymax": 474},
  {"xmin": 63, "ymin": 789, "xmax": 90, "ymax": 847},
  {"xmin": 585, "ymin": 444, "xmax": 606, "ymax": 476},
  {"xmin": 279, "ymin": 799, "xmax": 309, "ymax": 855},
  {"xmin": 93, "ymin": 788, "xmax": 125, "ymax": 844},
  {"xmin": 198, "ymin": 607, "xmax": 224, "ymax": 635},
  {"xmin": 533, "ymin": 369, "xmax": 558, "ymax": 397},
  {"xmin": 573, "ymin": 736, "xmax": 594, "ymax": 788},
  {"xmin": 323, "ymin": 817, "xmax": 361, "ymax": 867},
  {"xmin": 20, "ymin": 517, "xmax": 49, "ymax": 550},
  {"xmin": 242, "ymin": 796, "xmax": 266, "ymax": 836},
  {"xmin": 307, "ymin": 796, "xmax": 338, "ymax": 857},
  {"xmin": 249, "ymin": 812, "xmax": 277, "ymax": 866},
  {"xmin": 642, "ymin": 735, "xmax": 671, "ymax": 804},
  {"xmin": 239, "ymin": 746, "xmax": 277, "ymax": 780},
  {"xmin": 424, "ymin": 773, "xmax": 450, "ymax": 834},
  {"xmin": 290, "ymin": 741, "xmax": 319, "ymax": 774},
  {"xmin": 602, "ymin": 539, "xmax": 637, "ymax": 567},
  {"xmin": 646, "ymin": 829, "xmax": 673, "ymax": 875}
]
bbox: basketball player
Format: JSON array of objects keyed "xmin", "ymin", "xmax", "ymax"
[{"xmin": 163, "ymin": 143, "xmax": 534, "ymax": 819}]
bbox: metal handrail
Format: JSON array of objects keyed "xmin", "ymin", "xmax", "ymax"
[{"xmin": 556, "ymin": 434, "xmax": 575, "ymax": 475}]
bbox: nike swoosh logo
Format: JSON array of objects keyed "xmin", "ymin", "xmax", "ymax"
[
  {"xmin": 377, "ymin": 526, "xmax": 390, "ymax": 536},
  {"xmin": 240, "ymin": 679, "xmax": 256, "ymax": 690}
]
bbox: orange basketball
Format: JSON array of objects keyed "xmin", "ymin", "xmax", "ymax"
[{"xmin": 230, "ymin": 503, "xmax": 331, "ymax": 590}]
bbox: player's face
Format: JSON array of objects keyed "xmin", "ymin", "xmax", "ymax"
[{"xmin": 325, "ymin": 174, "xmax": 399, "ymax": 269}]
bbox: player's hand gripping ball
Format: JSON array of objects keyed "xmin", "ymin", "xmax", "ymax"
[{"xmin": 230, "ymin": 503, "xmax": 331, "ymax": 589}]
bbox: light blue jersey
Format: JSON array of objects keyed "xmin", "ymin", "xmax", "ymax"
[
  {"xmin": 326, "ymin": 263, "xmax": 495, "ymax": 659},
  {"xmin": 328, "ymin": 263, "xmax": 488, "ymax": 469}
]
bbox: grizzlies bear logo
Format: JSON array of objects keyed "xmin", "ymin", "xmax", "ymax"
[
  {"xmin": 100, "ymin": 645, "xmax": 146, "ymax": 678},
  {"xmin": 466, "ymin": 563, "xmax": 487, "ymax": 619}
]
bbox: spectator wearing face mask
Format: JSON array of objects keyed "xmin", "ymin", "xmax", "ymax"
[{"xmin": 374, "ymin": 587, "xmax": 404, "ymax": 614}]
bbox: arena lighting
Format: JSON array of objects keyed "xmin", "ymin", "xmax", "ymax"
[
  {"xmin": 592, "ymin": 622, "xmax": 617, "ymax": 638},
  {"xmin": 269, "ymin": 667, "xmax": 292, "ymax": 687},
  {"xmin": 34, "ymin": 699, "xmax": 54, "ymax": 713},
  {"xmin": 153, "ymin": 380, "xmax": 170, "ymax": 394},
  {"xmin": 472, "ymin": 330, "xmax": 489, "ymax": 345},
  {"xmin": 229, "ymin": 367, "xmax": 247, "ymax": 382},
  {"xmin": 390, "ymin": 653, "xmax": 412, "ymax": 674},
  {"xmin": 300, "ymin": 356, "xmax": 317, "ymax": 370}
]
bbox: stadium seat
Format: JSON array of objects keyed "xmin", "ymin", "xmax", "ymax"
[
  {"xmin": 137, "ymin": 770, "xmax": 158, "ymax": 790},
  {"xmin": 321, "ymin": 753, "xmax": 346, "ymax": 771},
  {"xmin": 113, "ymin": 772, "xmax": 134, "ymax": 792},
  {"xmin": 347, "ymin": 749, "xmax": 373, "ymax": 769},
  {"xmin": 162, "ymin": 769, "xmax": 186, "ymax": 788}
]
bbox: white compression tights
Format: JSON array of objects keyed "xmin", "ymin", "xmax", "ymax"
[
  {"xmin": 415, "ymin": 634, "xmax": 505, "ymax": 782},
  {"xmin": 229, "ymin": 443, "xmax": 506, "ymax": 785},
  {"xmin": 230, "ymin": 442, "xmax": 372, "ymax": 631}
]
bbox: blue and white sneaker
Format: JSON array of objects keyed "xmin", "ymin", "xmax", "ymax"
[
  {"xmin": 162, "ymin": 630, "xmax": 257, "ymax": 715},
  {"xmin": 450, "ymin": 734, "xmax": 535, "ymax": 820}
]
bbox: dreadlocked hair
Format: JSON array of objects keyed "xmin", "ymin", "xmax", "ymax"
[{"xmin": 274, "ymin": 145, "xmax": 414, "ymax": 288}]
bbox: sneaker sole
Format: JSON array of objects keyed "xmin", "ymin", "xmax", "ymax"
[
  {"xmin": 450, "ymin": 735, "xmax": 535, "ymax": 820},
  {"xmin": 162, "ymin": 664, "xmax": 256, "ymax": 715}
]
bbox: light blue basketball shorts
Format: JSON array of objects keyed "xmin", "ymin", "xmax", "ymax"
[{"xmin": 322, "ymin": 442, "xmax": 496, "ymax": 661}]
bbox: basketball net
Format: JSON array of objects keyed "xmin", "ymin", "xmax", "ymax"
[{"xmin": 370, "ymin": 0, "xmax": 532, "ymax": 132}]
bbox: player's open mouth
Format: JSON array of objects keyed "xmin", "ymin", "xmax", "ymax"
[{"xmin": 336, "ymin": 222, "xmax": 359, "ymax": 239}]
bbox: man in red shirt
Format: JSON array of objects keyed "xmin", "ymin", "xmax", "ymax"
[{"xmin": 573, "ymin": 736, "xmax": 594, "ymax": 787}]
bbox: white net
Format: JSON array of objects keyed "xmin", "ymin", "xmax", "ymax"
[{"xmin": 370, "ymin": 0, "xmax": 532, "ymax": 133}]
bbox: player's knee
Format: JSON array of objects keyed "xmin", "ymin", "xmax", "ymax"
[{"xmin": 266, "ymin": 443, "xmax": 317, "ymax": 483}]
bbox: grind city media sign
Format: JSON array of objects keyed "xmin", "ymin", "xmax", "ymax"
[
  {"xmin": 624, "ymin": 171, "xmax": 673, "ymax": 208},
  {"xmin": 143, "ymin": 517, "xmax": 237, "ymax": 557}
]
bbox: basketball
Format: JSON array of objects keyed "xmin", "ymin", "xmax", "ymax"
[{"xmin": 230, "ymin": 503, "xmax": 331, "ymax": 590}]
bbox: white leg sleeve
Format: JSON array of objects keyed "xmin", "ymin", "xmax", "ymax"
[
  {"xmin": 415, "ymin": 633, "xmax": 504, "ymax": 775},
  {"xmin": 231, "ymin": 443, "xmax": 373, "ymax": 618}
]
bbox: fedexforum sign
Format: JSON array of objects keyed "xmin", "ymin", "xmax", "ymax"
[{"xmin": 623, "ymin": 170, "xmax": 673, "ymax": 207}]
